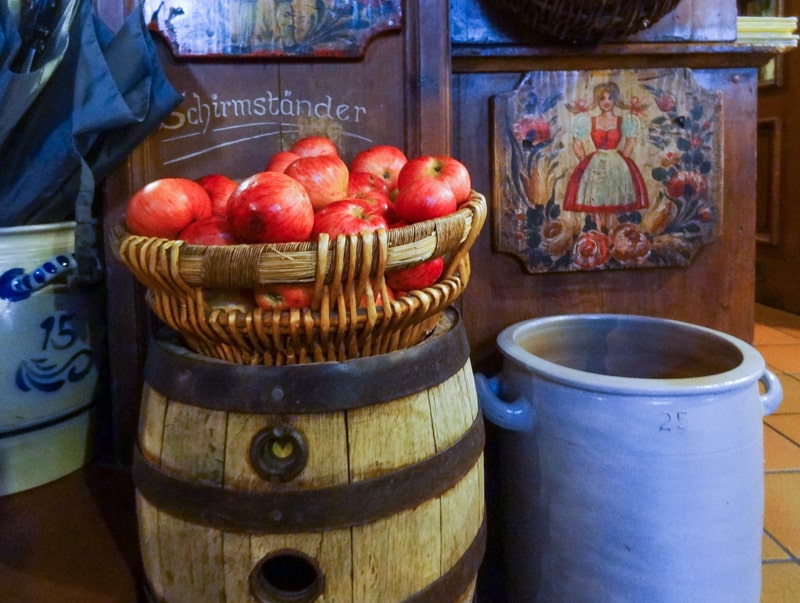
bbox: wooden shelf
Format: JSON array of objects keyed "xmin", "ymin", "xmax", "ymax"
[{"xmin": 452, "ymin": 42, "xmax": 786, "ymax": 72}]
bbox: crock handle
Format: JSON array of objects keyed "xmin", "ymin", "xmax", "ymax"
[
  {"xmin": 474, "ymin": 373, "xmax": 536, "ymax": 432},
  {"xmin": 0, "ymin": 253, "xmax": 100, "ymax": 302},
  {"xmin": 759, "ymin": 369, "xmax": 783, "ymax": 417}
]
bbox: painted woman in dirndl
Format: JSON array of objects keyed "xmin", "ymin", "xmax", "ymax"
[{"xmin": 563, "ymin": 82, "xmax": 648, "ymax": 230}]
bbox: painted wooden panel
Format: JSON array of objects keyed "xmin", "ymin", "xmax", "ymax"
[
  {"xmin": 491, "ymin": 68, "xmax": 722, "ymax": 272},
  {"xmin": 453, "ymin": 67, "xmax": 758, "ymax": 365},
  {"xmin": 145, "ymin": 0, "xmax": 402, "ymax": 58},
  {"xmin": 148, "ymin": 53, "xmax": 402, "ymax": 180}
]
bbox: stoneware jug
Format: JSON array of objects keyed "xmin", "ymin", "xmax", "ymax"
[
  {"xmin": 475, "ymin": 314, "xmax": 782, "ymax": 603},
  {"xmin": 0, "ymin": 222, "xmax": 102, "ymax": 495}
]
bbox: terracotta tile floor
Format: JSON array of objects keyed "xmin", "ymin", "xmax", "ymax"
[{"xmin": 755, "ymin": 304, "xmax": 800, "ymax": 602}]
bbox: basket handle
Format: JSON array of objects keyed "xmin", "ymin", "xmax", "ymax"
[{"xmin": 443, "ymin": 192, "xmax": 487, "ymax": 281}]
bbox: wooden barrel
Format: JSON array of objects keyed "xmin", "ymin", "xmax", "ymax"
[{"xmin": 134, "ymin": 308, "xmax": 485, "ymax": 603}]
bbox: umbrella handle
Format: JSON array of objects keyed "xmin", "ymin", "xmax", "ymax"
[{"xmin": 0, "ymin": 254, "xmax": 97, "ymax": 301}]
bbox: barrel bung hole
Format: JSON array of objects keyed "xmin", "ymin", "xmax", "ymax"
[
  {"xmin": 250, "ymin": 425, "xmax": 308, "ymax": 482},
  {"xmin": 250, "ymin": 550, "xmax": 324, "ymax": 603}
]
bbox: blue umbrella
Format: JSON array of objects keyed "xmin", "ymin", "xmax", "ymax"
[
  {"xmin": 0, "ymin": 0, "xmax": 77, "ymax": 147},
  {"xmin": 0, "ymin": 0, "xmax": 181, "ymax": 283}
]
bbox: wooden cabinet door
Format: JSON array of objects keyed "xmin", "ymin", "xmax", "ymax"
[{"xmin": 755, "ymin": 1, "xmax": 800, "ymax": 313}]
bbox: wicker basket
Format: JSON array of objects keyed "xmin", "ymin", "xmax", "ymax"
[
  {"xmin": 496, "ymin": 0, "xmax": 682, "ymax": 43},
  {"xmin": 111, "ymin": 191, "xmax": 486, "ymax": 365}
]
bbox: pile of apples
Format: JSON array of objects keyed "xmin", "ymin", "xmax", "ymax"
[{"xmin": 124, "ymin": 136, "xmax": 473, "ymax": 310}]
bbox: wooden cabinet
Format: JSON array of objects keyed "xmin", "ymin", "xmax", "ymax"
[
  {"xmin": 97, "ymin": 0, "xmax": 774, "ymax": 459},
  {"xmin": 449, "ymin": 4, "xmax": 782, "ymax": 600},
  {"xmin": 449, "ymin": 0, "xmax": 767, "ymax": 368},
  {"xmin": 4, "ymin": 1, "xmax": 781, "ymax": 599},
  {"xmin": 755, "ymin": 0, "xmax": 800, "ymax": 313},
  {"xmin": 3, "ymin": 2, "xmax": 456, "ymax": 599},
  {"xmin": 99, "ymin": 0, "xmax": 452, "ymax": 462}
]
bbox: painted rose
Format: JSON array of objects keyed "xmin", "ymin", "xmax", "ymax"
[
  {"xmin": 512, "ymin": 115, "xmax": 552, "ymax": 147},
  {"xmin": 656, "ymin": 92, "xmax": 676, "ymax": 113},
  {"xmin": 666, "ymin": 171, "xmax": 707, "ymax": 201},
  {"xmin": 697, "ymin": 205, "xmax": 714, "ymax": 222},
  {"xmin": 541, "ymin": 218, "xmax": 576, "ymax": 258},
  {"xmin": 610, "ymin": 223, "xmax": 651, "ymax": 266},
  {"xmin": 572, "ymin": 230, "xmax": 611, "ymax": 270}
]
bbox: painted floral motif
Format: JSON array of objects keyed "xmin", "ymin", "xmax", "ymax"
[
  {"xmin": 495, "ymin": 69, "xmax": 722, "ymax": 273},
  {"xmin": 572, "ymin": 230, "xmax": 611, "ymax": 270},
  {"xmin": 16, "ymin": 351, "xmax": 94, "ymax": 393},
  {"xmin": 508, "ymin": 91, "xmax": 562, "ymax": 209},
  {"xmin": 14, "ymin": 311, "xmax": 95, "ymax": 394},
  {"xmin": 610, "ymin": 223, "xmax": 650, "ymax": 266}
]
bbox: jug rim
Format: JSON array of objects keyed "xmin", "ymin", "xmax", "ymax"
[
  {"xmin": 0, "ymin": 221, "xmax": 77, "ymax": 236},
  {"xmin": 497, "ymin": 313, "xmax": 765, "ymax": 395}
]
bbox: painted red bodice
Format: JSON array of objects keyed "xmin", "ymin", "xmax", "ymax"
[{"xmin": 590, "ymin": 117, "xmax": 622, "ymax": 150}]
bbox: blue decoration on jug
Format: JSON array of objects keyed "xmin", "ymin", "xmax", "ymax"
[
  {"xmin": 14, "ymin": 313, "xmax": 95, "ymax": 394},
  {"xmin": 0, "ymin": 253, "xmax": 82, "ymax": 301}
]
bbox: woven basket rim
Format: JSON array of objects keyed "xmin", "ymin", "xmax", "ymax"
[
  {"xmin": 495, "ymin": 0, "xmax": 682, "ymax": 42},
  {"xmin": 110, "ymin": 191, "xmax": 487, "ymax": 364},
  {"xmin": 111, "ymin": 190, "xmax": 486, "ymax": 288}
]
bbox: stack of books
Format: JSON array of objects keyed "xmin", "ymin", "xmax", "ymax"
[{"xmin": 737, "ymin": 16, "xmax": 798, "ymax": 49}]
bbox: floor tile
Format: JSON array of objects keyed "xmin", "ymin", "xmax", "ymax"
[
  {"xmin": 761, "ymin": 562, "xmax": 800, "ymax": 603},
  {"xmin": 764, "ymin": 472, "xmax": 800, "ymax": 558},
  {"xmin": 756, "ymin": 305, "xmax": 800, "ymax": 334},
  {"xmin": 771, "ymin": 373, "xmax": 800, "ymax": 415},
  {"xmin": 764, "ymin": 415, "xmax": 800, "ymax": 448},
  {"xmin": 760, "ymin": 344, "xmax": 800, "ymax": 374},
  {"xmin": 763, "ymin": 532, "xmax": 791, "ymax": 561},
  {"xmin": 752, "ymin": 306, "xmax": 800, "ymax": 601},
  {"xmin": 764, "ymin": 424, "xmax": 800, "ymax": 472},
  {"xmin": 755, "ymin": 324, "xmax": 800, "ymax": 346}
]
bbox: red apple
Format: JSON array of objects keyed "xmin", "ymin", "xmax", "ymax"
[
  {"xmin": 195, "ymin": 173, "xmax": 238, "ymax": 216},
  {"xmin": 347, "ymin": 191, "xmax": 395, "ymax": 221},
  {"xmin": 350, "ymin": 145, "xmax": 408, "ymax": 191},
  {"xmin": 397, "ymin": 155, "xmax": 472, "ymax": 203},
  {"xmin": 347, "ymin": 171, "xmax": 390, "ymax": 196},
  {"xmin": 378, "ymin": 286, "xmax": 396, "ymax": 306},
  {"xmin": 254, "ymin": 283, "xmax": 315, "ymax": 311},
  {"xmin": 265, "ymin": 151, "xmax": 301, "ymax": 173},
  {"xmin": 125, "ymin": 177, "xmax": 212, "ymax": 239},
  {"xmin": 226, "ymin": 171, "xmax": 314, "ymax": 243},
  {"xmin": 311, "ymin": 199, "xmax": 389, "ymax": 239},
  {"xmin": 204, "ymin": 288, "xmax": 257, "ymax": 312},
  {"xmin": 360, "ymin": 284, "xmax": 396, "ymax": 308},
  {"xmin": 393, "ymin": 178, "xmax": 457, "ymax": 223},
  {"xmin": 284, "ymin": 154, "xmax": 350, "ymax": 211},
  {"xmin": 386, "ymin": 256, "xmax": 445, "ymax": 292},
  {"xmin": 290, "ymin": 135, "xmax": 339, "ymax": 158},
  {"xmin": 178, "ymin": 215, "xmax": 237, "ymax": 245}
]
